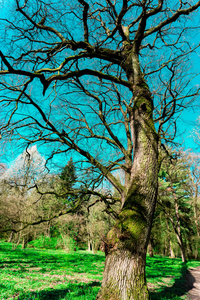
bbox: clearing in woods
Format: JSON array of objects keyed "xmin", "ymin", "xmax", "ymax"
[{"xmin": 0, "ymin": 242, "xmax": 200, "ymax": 299}]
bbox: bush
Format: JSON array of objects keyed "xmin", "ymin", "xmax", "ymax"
[
  {"xmin": 28, "ymin": 235, "xmax": 78, "ymax": 251},
  {"xmin": 28, "ymin": 235, "xmax": 59, "ymax": 250},
  {"xmin": 60, "ymin": 234, "xmax": 78, "ymax": 252}
]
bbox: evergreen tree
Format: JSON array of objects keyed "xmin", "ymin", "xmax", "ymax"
[
  {"xmin": 59, "ymin": 158, "xmax": 78, "ymax": 205},
  {"xmin": 60, "ymin": 158, "xmax": 77, "ymax": 190}
]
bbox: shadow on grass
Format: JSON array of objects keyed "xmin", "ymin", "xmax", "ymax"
[
  {"xmin": 150, "ymin": 262, "xmax": 195, "ymax": 300},
  {"xmin": 17, "ymin": 281, "xmax": 101, "ymax": 300}
]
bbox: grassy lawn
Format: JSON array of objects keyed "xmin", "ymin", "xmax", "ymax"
[
  {"xmin": 146, "ymin": 256, "xmax": 200, "ymax": 300},
  {"xmin": 0, "ymin": 241, "xmax": 200, "ymax": 299}
]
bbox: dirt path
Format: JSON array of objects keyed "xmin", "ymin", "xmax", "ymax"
[{"xmin": 186, "ymin": 266, "xmax": 200, "ymax": 299}]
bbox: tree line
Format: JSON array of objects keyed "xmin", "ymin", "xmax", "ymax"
[{"xmin": 0, "ymin": 146, "xmax": 199, "ymax": 262}]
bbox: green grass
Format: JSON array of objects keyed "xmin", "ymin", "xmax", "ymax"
[
  {"xmin": 0, "ymin": 241, "xmax": 199, "ymax": 299},
  {"xmin": 146, "ymin": 255, "xmax": 200, "ymax": 299},
  {"xmin": 0, "ymin": 242, "xmax": 103, "ymax": 299}
]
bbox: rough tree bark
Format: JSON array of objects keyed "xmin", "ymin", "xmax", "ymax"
[{"xmin": 97, "ymin": 51, "xmax": 159, "ymax": 299}]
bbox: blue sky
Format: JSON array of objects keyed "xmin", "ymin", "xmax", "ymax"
[{"xmin": 0, "ymin": 1, "xmax": 200, "ymax": 171}]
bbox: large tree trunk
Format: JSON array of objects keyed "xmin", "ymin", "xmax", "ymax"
[
  {"xmin": 97, "ymin": 180, "xmax": 158, "ymax": 300},
  {"xmin": 97, "ymin": 250, "xmax": 148, "ymax": 300},
  {"xmin": 97, "ymin": 62, "xmax": 159, "ymax": 299}
]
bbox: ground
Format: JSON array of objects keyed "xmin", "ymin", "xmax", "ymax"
[{"xmin": 186, "ymin": 266, "xmax": 200, "ymax": 299}]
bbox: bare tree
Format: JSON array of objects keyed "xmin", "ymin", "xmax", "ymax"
[
  {"xmin": 0, "ymin": 1, "xmax": 200, "ymax": 299},
  {"xmin": 0, "ymin": 146, "xmax": 48, "ymax": 243},
  {"xmin": 186, "ymin": 152, "xmax": 200, "ymax": 258},
  {"xmin": 158, "ymin": 153, "xmax": 189, "ymax": 263}
]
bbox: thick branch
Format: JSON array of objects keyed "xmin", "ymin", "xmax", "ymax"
[
  {"xmin": 44, "ymin": 69, "xmax": 131, "ymax": 94},
  {"xmin": 78, "ymin": 0, "xmax": 89, "ymax": 42}
]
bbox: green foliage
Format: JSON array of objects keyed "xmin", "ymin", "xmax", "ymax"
[
  {"xmin": 60, "ymin": 235, "xmax": 78, "ymax": 252},
  {"xmin": 28, "ymin": 235, "xmax": 78, "ymax": 251},
  {"xmin": 60, "ymin": 158, "xmax": 77, "ymax": 189},
  {"xmin": 86, "ymin": 200, "xmax": 114, "ymax": 252},
  {"xmin": 152, "ymin": 151, "xmax": 200, "ymax": 260},
  {"xmin": 28, "ymin": 235, "xmax": 61, "ymax": 250},
  {"xmin": 59, "ymin": 158, "xmax": 78, "ymax": 205},
  {"xmin": 0, "ymin": 241, "xmax": 200, "ymax": 299}
]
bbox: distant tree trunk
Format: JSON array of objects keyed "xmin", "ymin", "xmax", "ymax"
[
  {"xmin": 148, "ymin": 237, "xmax": 154, "ymax": 257},
  {"xmin": 22, "ymin": 233, "xmax": 32, "ymax": 249},
  {"xmin": 193, "ymin": 185, "xmax": 200, "ymax": 238},
  {"xmin": 88, "ymin": 241, "xmax": 92, "ymax": 251},
  {"xmin": 177, "ymin": 234, "xmax": 186, "ymax": 263},
  {"xmin": 167, "ymin": 179, "xmax": 186, "ymax": 263},
  {"xmin": 12, "ymin": 232, "xmax": 21, "ymax": 250},
  {"xmin": 174, "ymin": 202, "xmax": 186, "ymax": 262},
  {"xmin": 92, "ymin": 241, "xmax": 96, "ymax": 254},
  {"xmin": 87, "ymin": 238, "xmax": 93, "ymax": 251},
  {"xmin": 46, "ymin": 221, "xmax": 51, "ymax": 238},
  {"xmin": 169, "ymin": 241, "xmax": 175, "ymax": 258},
  {"xmin": 165, "ymin": 218, "xmax": 175, "ymax": 258},
  {"xmin": 167, "ymin": 213, "xmax": 186, "ymax": 262},
  {"xmin": 22, "ymin": 236, "xmax": 26, "ymax": 249},
  {"xmin": 8, "ymin": 231, "xmax": 14, "ymax": 243}
]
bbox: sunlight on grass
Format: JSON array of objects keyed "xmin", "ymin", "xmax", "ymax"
[
  {"xmin": 0, "ymin": 241, "xmax": 200, "ymax": 299},
  {"xmin": 0, "ymin": 242, "xmax": 104, "ymax": 299}
]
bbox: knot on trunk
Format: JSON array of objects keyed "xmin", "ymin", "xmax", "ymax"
[{"xmin": 140, "ymin": 103, "xmax": 147, "ymax": 112}]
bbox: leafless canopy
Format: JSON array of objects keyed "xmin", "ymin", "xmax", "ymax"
[{"xmin": 0, "ymin": 0, "xmax": 199, "ymax": 216}]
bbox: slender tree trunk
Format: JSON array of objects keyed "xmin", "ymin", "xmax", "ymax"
[
  {"xmin": 46, "ymin": 221, "xmax": 51, "ymax": 238},
  {"xmin": 22, "ymin": 236, "xmax": 26, "ymax": 249},
  {"xmin": 148, "ymin": 237, "xmax": 154, "ymax": 257},
  {"xmin": 165, "ymin": 218, "xmax": 175, "ymax": 258},
  {"xmin": 168, "ymin": 213, "xmax": 186, "ymax": 262},
  {"xmin": 8, "ymin": 231, "xmax": 14, "ymax": 243},
  {"xmin": 88, "ymin": 240, "xmax": 92, "ymax": 252},
  {"xmin": 193, "ymin": 185, "xmax": 200, "ymax": 237},
  {"xmin": 169, "ymin": 241, "xmax": 175, "ymax": 258},
  {"xmin": 12, "ymin": 231, "xmax": 21, "ymax": 250},
  {"xmin": 175, "ymin": 231, "xmax": 186, "ymax": 263},
  {"xmin": 166, "ymin": 177, "xmax": 187, "ymax": 263},
  {"xmin": 167, "ymin": 212, "xmax": 186, "ymax": 262},
  {"xmin": 171, "ymin": 185, "xmax": 186, "ymax": 263}
]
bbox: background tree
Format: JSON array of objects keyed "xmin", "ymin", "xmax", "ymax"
[
  {"xmin": 151, "ymin": 150, "xmax": 200, "ymax": 261},
  {"xmin": 86, "ymin": 198, "xmax": 115, "ymax": 253},
  {"xmin": 0, "ymin": 146, "xmax": 48, "ymax": 246},
  {"xmin": 0, "ymin": 1, "xmax": 200, "ymax": 299},
  {"xmin": 158, "ymin": 153, "xmax": 190, "ymax": 262},
  {"xmin": 184, "ymin": 151, "xmax": 200, "ymax": 259},
  {"xmin": 59, "ymin": 157, "xmax": 78, "ymax": 205}
]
